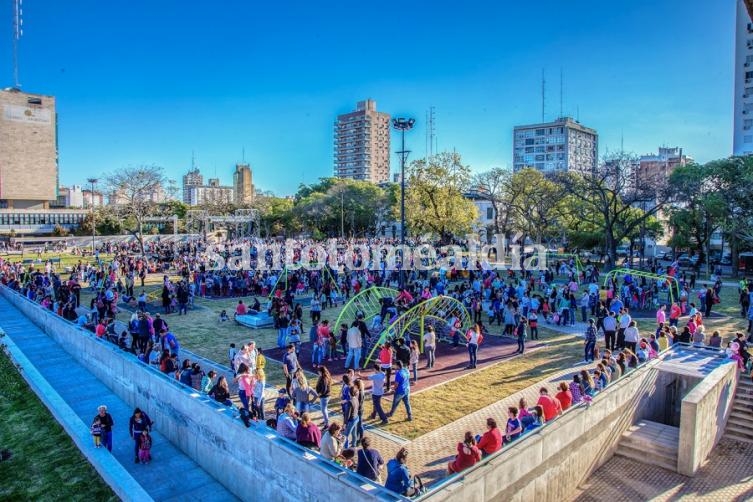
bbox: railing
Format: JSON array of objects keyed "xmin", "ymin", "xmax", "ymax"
[{"xmin": 0, "ymin": 285, "xmax": 408, "ymax": 502}]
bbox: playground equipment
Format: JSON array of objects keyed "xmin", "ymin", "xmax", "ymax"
[
  {"xmin": 602, "ymin": 268, "xmax": 679, "ymax": 307},
  {"xmin": 186, "ymin": 209, "xmax": 260, "ymax": 240},
  {"xmin": 334, "ymin": 286, "xmax": 401, "ymax": 330},
  {"xmin": 359, "ymin": 294, "xmax": 473, "ymax": 368},
  {"xmin": 267, "ymin": 265, "xmax": 342, "ymax": 301},
  {"xmin": 527, "ymin": 252, "xmax": 584, "ymax": 276}
]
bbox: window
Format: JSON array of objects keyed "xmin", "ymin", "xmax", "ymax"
[
  {"xmin": 486, "ymin": 207, "xmax": 494, "ymax": 220},
  {"xmin": 525, "ymin": 138, "xmax": 534, "ymax": 145},
  {"xmin": 535, "ymin": 128, "xmax": 545, "ymax": 136},
  {"xmin": 27, "ymin": 97, "xmax": 42, "ymax": 105},
  {"xmin": 745, "ymin": 70, "xmax": 753, "ymax": 79},
  {"xmin": 745, "ymin": 135, "xmax": 753, "ymax": 143}
]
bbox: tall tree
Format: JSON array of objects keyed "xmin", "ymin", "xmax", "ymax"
[
  {"xmin": 106, "ymin": 165, "xmax": 165, "ymax": 255},
  {"xmin": 505, "ymin": 168, "xmax": 568, "ymax": 246},
  {"xmin": 404, "ymin": 152, "xmax": 478, "ymax": 243},
  {"xmin": 474, "ymin": 167, "xmax": 512, "ymax": 236},
  {"xmin": 556, "ymin": 152, "xmax": 670, "ymax": 268}
]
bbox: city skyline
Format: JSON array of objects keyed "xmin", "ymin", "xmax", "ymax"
[{"xmin": 0, "ymin": 0, "xmax": 735, "ymax": 195}]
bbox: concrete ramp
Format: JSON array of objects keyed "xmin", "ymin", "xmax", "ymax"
[{"xmin": 0, "ymin": 295, "xmax": 237, "ymax": 502}]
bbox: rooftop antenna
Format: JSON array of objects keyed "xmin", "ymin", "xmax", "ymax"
[
  {"xmin": 576, "ymin": 105, "xmax": 580, "ymax": 122},
  {"xmin": 541, "ymin": 68, "xmax": 546, "ymax": 122},
  {"xmin": 242, "ymin": 147, "xmax": 245, "ymax": 163},
  {"xmin": 620, "ymin": 129, "xmax": 624, "ymax": 153},
  {"xmin": 12, "ymin": 0, "xmax": 23, "ymax": 88},
  {"xmin": 191, "ymin": 150, "xmax": 196, "ymax": 169},
  {"xmin": 425, "ymin": 106, "xmax": 436, "ymax": 159},
  {"xmin": 559, "ymin": 67, "xmax": 564, "ymax": 118}
]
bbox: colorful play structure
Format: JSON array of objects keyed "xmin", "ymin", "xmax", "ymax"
[
  {"xmin": 602, "ymin": 268, "xmax": 679, "ymax": 307},
  {"xmin": 335, "ymin": 287, "xmax": 473, "ymax": 368}
]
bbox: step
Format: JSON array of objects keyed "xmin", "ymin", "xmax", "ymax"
[
  {"xmin": 724, "ymin": 424, "xmax": 753, "ymax": 441},
  {"xmin": 727, "ymin": 415, "xmax": 753, "ymax": 429},
  {"xmin": 733, "ymin": 403, "xmax": 753, "ymax": 414},
  {"xmin": 725, "ymin": 430, "xmax": 753, "ymax": 443},
  {"xmin": 734, "ymin": 394, "xmax": 753, "ymax": 406},
  {"xmin": 615, "ymin": 443, "xmax": 677, "ymax": 472}
]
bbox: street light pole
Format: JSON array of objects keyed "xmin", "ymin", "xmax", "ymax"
[
  {"xmin": 392, "ymin": 117, "xmax": 415, "ymax": 290},
  {"xmin": 87, "ymin": 178, "xmax": 98, "ymax": 256}
]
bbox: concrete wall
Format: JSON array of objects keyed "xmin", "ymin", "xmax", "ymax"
[
  {"xmin": 424, "ymin": 362, "xmax": 663, "ymax": 502},
  {"xmin": 0, "ymin": 287, "xmax": 401, "ymax": 502},
  {"xmin": 678, "ymin": 361, "xmax": 737, "ymax": 476}
]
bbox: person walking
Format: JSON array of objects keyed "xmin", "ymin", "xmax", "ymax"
[
  {"xmin": 93, "ymin": 405, "xmax": 114, "ymax": 452},
  {"xmin": 423, "ymin": 325, "xmax": 436, "ymax": 369},
  {"xmin": 515, "ymin": 318, "xmax": 527, "ymax": 354},
  {"xmin": 584, "ymin": 319, "xmax": 597, "ymax": 363},
  {"xmin": 128, "ymin": 408, "xmax": 153, "ymax": 464},
  {"xmin": 315, "ymin": 366, "xmax": 333, "ymax": 428},
  {"xmin": 367, "ymin": 364, "xmax": 389, "ymax": 424},
  {"xmin": 345, "ymin": 322, "xmax": 363, "ymax": 370},
  {"xmin": 387, "ymin": 361, "xmax": 413, "ymax": 422},
  {"xmin": 465, "ymin": 321, "xmax": 484, "ymax": 369}
]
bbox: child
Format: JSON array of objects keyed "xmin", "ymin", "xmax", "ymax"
[
  {"xmin": 228, "ymin": 343, "xmax": 238, "ymax": 373},
  {"xmin": 91, "ymin": 417, "xmax": 102, "ymax": 448},
  {"xmin": 527, "ymin": 311, "xmax": 539, "ymax": 340},
  {"xmin": 219, "ymin": 310, "xmax": 230, "ymax": 322},
  {"xmin": 274, "ymin": 388, "xmax": 290, "ymax": 418},
  {"xmin": 253, "ymin": 367, "xmax": 266, "ymax": 421},
  {"xmin": 138, "ymin": 430, "xmax": 152, "ymax": 464}
]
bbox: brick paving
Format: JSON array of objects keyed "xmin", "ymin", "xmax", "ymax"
[{"xmin": 571, "ymin": 438, "xmax": 753, "ymax": 502}]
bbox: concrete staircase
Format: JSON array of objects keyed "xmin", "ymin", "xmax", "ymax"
[
  {"xmin": 726, "ymin": 377, "xmax": 753, "ymax": 443},
  {"xmin": 615, "ymin": 420, "xmax": 679, "ymax": 472}
]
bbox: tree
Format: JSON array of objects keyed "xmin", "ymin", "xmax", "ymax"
[
  {"xmin": 474, "ymin": 167, "xmax": 512, "ymax": 236},
  {"xmin": 504, "ymin": 168, "xmax": 568, "ymax": 246},
  {"xmin": 404, "ymin": 152, "xmax": 478, "ymax": 243},
  {"xmin": 255, "ymin": 195, "xmax": 298, "ymax": 237},
  {"xmin": 106, "ymin": 165, "xmax": 166, "ymax": 255},
  {"xmin": 556, "ymin": 151, "xmax": 670, "ymax": 268}
]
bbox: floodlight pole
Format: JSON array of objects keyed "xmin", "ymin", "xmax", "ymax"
[{"xmin": 392, "ymin": 117, "xmax": 415, "ymax": 289}]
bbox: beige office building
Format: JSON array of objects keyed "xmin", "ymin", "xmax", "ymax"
[
  {"xmin": 0, "ymin": 88, "xmax": 58, "ymax": 209},
  {"xmin": 334, "ymin": 99, "xmax": 391, "ymax": 183},
  {"xmin": 233, "ymin": 163, "xmax": 254, "ymax": 205}
]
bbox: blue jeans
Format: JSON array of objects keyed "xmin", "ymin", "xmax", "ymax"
[
  {"xmin": 411, "ymin": 363, "xmax": 418, "ymax": 382},
  {"xmin": 344, "ymin": 417, "xmax": 359, "ymax": 448},
  {"xmin": 102, "ymin": 431, "xmax": 113, "ymax": 452},
  {"xmin": 239, "ymin": 389, "xmax": 250, "ymax": 411},
  {"xmin": 517, "ymin": 336, "xmax": 525, "ymax": 353},
  {"xmin": 296, "ymin": 401, "xmax": 310, "ymax": 414},
  {"xmin": 277, "ymin": 328, "xmax": 288, "ymax": 348},
  {"xmin": 345, "ymin": 347, "xmax": 362, "ymax": 369},
  {"xmin": 320, "ymin": 397, "xmax": 330, "ymax": 426},
  {"xmin": 468, "ymin": 343, "xmax": 478, "ymax": 367},
  {"xmin": 371, "ymin": 394, "xmax": 388, "ymax": 422},
  {"xmin": 388, "ymin": 393, "xmax": 412, "ymax": 420},
  {"xmin": 312, "ymin": 344, "xmax": 323, "ymax": 366},
  {"xmin": 585, "ymin": 340, "xmax": 596, "ymax": 362}
]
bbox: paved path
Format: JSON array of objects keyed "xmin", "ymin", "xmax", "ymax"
[
  {"xmin": 0, "ymin": 295, "xmax": 236, "ymax": 502},
  {"xmin": 570, "ymin": 438, "xmax": 753, "ymax": 502}
]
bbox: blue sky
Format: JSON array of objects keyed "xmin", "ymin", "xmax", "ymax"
[{"xmin": 0, "ymin": 0, "xmax": 735, "ymax": 195}]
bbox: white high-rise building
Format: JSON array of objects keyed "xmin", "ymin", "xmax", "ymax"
[
  {"xmin": 734, "ymin": 0, "xmax": 753, "ymax": 156},
  {"xmin": 513, "ymin": 117, "xmax": 598, "ymax": 173}
]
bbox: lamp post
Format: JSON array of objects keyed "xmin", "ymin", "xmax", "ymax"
[
  {"xmin": 87, "ymin": 178, "xmax": 98, "ymax": 255},
  {"xmin": 392, "ymin": 117, "xmax": 415, "ymax": 289}
]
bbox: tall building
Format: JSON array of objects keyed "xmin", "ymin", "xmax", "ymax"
[
  {"xmin": 334, "ymin": 99, "xmax": 391, "ymax": 183},
  {"xmin": 637, "ymin": 146, "xmax": 691, "ymax": 185},
  {"xmin": 734, "ymin": 0, "xmax": 753, "ymax": 156},
  {"xmin": 0, "ymin": 88, "xmax": 58, "ymax": 209},
  {"xmin": 513, "ymin": 116, "xmax": 598, "ymax": 173},
  {"xmin": 59, "ymin": 185, "xmax": 84, "ymax": 208},
  {"xmin": 187, "ymin": 178, "xmax": 234, "ymax": 206},
  {"xmin": 233, "ymin": 163, "xmax": 254, "ymax": 205},
  {"xmin": 182, "ymin": 168, "xmax": 203, "ymax": 204}
]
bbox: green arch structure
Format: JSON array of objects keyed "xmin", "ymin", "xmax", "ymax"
[
  {"xmin": 334, "ymin": 286, "xmax": 400, "ymax": 330},
  {"xmin": 602, "ymin": 268, "xmax": 679, "ymax": 306},
  {"xmin": 362, "ymin": 295, "xmax": 472, "ymax": 368},
  {"xmin": 528, "ymin": 252, "xmax": 584, "ymax": 275}
]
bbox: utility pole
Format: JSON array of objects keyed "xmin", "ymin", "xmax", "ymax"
[
  {"xmin": 392, "ymin": 117, "xmax": 415, "ymax": 289},
  {"xmin": 12, "ymin": 0, "xmax": 23, "ymax": 88}
]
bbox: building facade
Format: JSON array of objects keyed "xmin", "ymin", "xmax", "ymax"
[
  {"xmin": 182, "ymin": 168, "xmax": 204, "ymax": 204},
  {"xmin": 0, "ymin": 88, "xmax": 59, "ymax": 209},
  {"xmin": 0, "ymin": 209, "xmax": 87, "ymax": 235},
  {"xmin": 233, "ymin": 163, "xmax": 254, "ymax": 205},
  {"xmin": 334, "ymin": 99, "xmax": 391, "ymax": 183},
  {"xmin": 637, "ymin": 147, "xmax": 691, "ymax": 185},
  {"xmin": 735, "ymin": 0, "xmax": 753, "ymax": 156},
  {"xmin": 513, "ymin": 117, "xmax": 598, "ymax": 173},
  {"xmin": 187, "ymin": 178, "xmax": 234, "ymax": 206}
]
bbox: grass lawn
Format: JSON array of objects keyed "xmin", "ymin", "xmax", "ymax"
[
  {"xmin": 0, "ymin": 349, "xmax": 116, "ymax": 501},
  {"xmin": 378, "ymin": 327, "xmax": 584, "ymax": 439}
]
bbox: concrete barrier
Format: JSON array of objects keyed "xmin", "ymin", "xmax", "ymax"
[
  {"xmin": 0, "ymin": 327, "xmax": 153, "ymax": 502},
  {"xmin": 678, "ymin": 361, "xmax": 737, "ymax": 476},
  {"xmin": 422, "ymin": 362, "xmax": 663, "ymax": 502},
  {"xmin": 0, "ymin": 287, "xmax": 404, "ymax": 502}
]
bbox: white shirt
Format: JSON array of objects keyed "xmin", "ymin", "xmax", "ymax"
[
  {"xmin": 369, "ymin": 372, "xmax": 386, "ymax": 396},
  {"xmin": 619, "ymin": 315, "xmax": 632, "ymax": 329}
]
